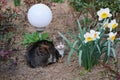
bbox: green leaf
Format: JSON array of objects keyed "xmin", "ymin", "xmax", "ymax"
[
  {"xmin": 3, "ymin": 34, "xmax": 7, "ymax": 41},
  {"xmin": 113, "ymin": 38, "xmax": 120, "ymax": 48},
  {"xmin": 101, "ymin": 40, "xmax": 107, "ymax": 47},
  {"xmin": 49, "ymin": 0, "xmax": 64, "ymax": 3},
  {"xmin": 95, "ymin": 41, "xmax": 101, "ymax": 54},
  {"xmin": 8, "ymin": 32, "xmax": 13, "ymax": 39},
  {"xmin": 107, "ymin": 40, "xmax": 111, "ymax": 56},
  {"xmin": 111, "ymin": 48, "xmax": 116, "ymax": 58},
  {"xmin": 14, "ymin": 0, "xmax": 21, "ymax": 6},
  {"xmin": 41, "ymin": 33, "xmax": 49, "ymax": 40},
  {"xmin": 77, "ymin": 19, "xmax": 84, "ymax": 41},
  {"xmin": 67, "ymin": 48, "xmax": 74, "ymax": 64},
  {"xmin": 58, "ymin": 32, "xmax": 72, "ymax": 46},
  {"xmin": 78, "ymin": 50, "xmax": 82, "ymax": 66},
  {"xmin": 67, "ymin": 40, "xmax": 78, "ymax": 64},
  {"xmin": 66, "ymin": 28, "xmax": 78, "ymax": 40},
  {"xmin": 66, "ymin": 32, "xmax": 76, "ymax": 40},
  {"xmin": 23, "ymin": 32, "xmax": 41, "ymax": 47}
]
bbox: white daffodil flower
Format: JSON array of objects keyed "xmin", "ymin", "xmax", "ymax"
[
  {"xmin": 108, "ymin": 19, "xmax": 118, "ymax": 31},
  {"xmin": 97, "ymin": 8, "xmax": 112, "ymax": 21},
  {"xmin": 108, "ymin": 32, "xmax": 117, "ymax": 42},
  {"xmin": 103, "ymin": 20, "xmax": 109, "ymax": 30},
  {"xmin": 90, "ymin": 30, "xmax": 100, "ymax": 39},
  {"xmin": 84, "ymin": 32, "xmax": 94, "ymax": 43}
]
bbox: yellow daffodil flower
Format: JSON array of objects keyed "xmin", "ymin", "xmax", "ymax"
[
  {"xmin": 103, "ymin": 20, "xmax": 109, "ymax": 29},
  {"xmin": 84, "ymin": 32, "xmax": 94, "ymax": 43},
  {"xmin": 108, "ymin": 19, "xmax": 118, "ymax": 31},
  {"xmin": 90, "ymin": 30, "xmax": 100, "ymax": 39},
  {"xmin": 97, "ymin": 8, "xmax": 112, "ymax": 21},
  {"xmin": 108, "ymin": 32, "xmax": 117, "ymax": 42}
]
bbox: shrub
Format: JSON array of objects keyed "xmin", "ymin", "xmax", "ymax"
[
  {"xmin": 0, "ymin": 0, "xmax": 19, "ymax": 70},
  {"xmin": 70, "ymin": 0, "xmax": 120, "ymax": 19}
]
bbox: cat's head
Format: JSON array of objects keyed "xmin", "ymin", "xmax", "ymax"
[{"xmin": 55, "ymin": 42, "xmax": 65, "ymax": 57}]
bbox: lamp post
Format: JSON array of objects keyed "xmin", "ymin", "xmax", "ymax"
[{"xmin": 27, "ymin": 4, "xmax": 52, "ymax": 32}]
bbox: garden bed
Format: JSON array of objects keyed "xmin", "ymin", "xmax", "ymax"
[{"xmin": 0, "ymin": 0, "xmax": 120, "ymax": 80}]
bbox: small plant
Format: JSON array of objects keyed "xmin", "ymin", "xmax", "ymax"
[
  {"xmin": 49, "ymin": 0, "xmax": 64, "ymax": 3},
  {"xmin": 0, "ymin": 32, "xmax": 18, "ymax": 71},
  {"xmin": 23, "ymin": 32, "xmax": 50, "ymax": 47},
  {"xmin": 59, "ymin": 8, "xmax": 120, "ymax": 71},
  {"xmin": 0, "ymin": 32, "xmax": 13, "ymax": 60},
  {"xmin": 14, "ymin": 0, "xmax": 21, "ymax": 6},
  {"xmin": 0, "ymin": 0, "xmax": 19, "ymax": 63}
]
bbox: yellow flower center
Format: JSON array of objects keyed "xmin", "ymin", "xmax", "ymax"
[
  {"xmin": 102, "ymin": 12, "xmax": 108, "ymax": 18},
  {"xmin": 87, "ymin": 37, "xmax": 93, "ymax": 42},
  {"xmin": 94, "ymin": 33, "xmax": 97, "ymax": 38},
  {"xmin": 112, "ymin": 24, "xmax": 117, "ymax": 29},
  {"xmin": 110, "ymin": 36, "xmax": 115, "ymax": 41}
]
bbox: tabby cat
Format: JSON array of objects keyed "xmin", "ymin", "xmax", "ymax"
[{"xmin": 26, "ymin": 40, "xmax": 61, "ymax": 68}]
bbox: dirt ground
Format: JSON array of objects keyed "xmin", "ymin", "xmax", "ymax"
[{"xmin": 0, "ymin": 0, "xmax": 120, "ymax": 80}]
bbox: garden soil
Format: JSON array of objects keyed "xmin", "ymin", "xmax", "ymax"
[{"xmin": 0, "ymin": 0, "xmax": 120, "ymax": 80}]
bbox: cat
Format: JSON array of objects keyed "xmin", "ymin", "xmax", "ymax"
[
  {"xmin": 26, "ymin": 40, "xmax": 61, "ymax": 68},
  {"xmin": 55, "ymin": 42, "xmax": 65, "ymax": 58}
]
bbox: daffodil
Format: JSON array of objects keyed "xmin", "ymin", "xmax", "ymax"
[
  {"xmin": 103, "ymin": 20, "xmax": 109, "ymax": 29},
  {"xmin": 90, "ymin": 30, "xmax": 100, "ymax": 39},
  {"xmin": 84, "ymin": 32, "xmax": 94, "ymax": 43},
  {"xmin": 108, "ymin": 19, "xmax": 118, "ymax": 31},
  {"xmin": 97, "ymin": 8, "xmax": 112, "ymax": 21},
  {"xmin": 108, "ymin": 32, "xmax": 117, "ymax": 42}
]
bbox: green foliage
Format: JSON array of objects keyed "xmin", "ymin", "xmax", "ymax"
[
  {"xmin": 0, "ymin": 31, "xmax": 18, "ymax": 62},
  {"xmin": 59, "ymin": 20, "xmax": 101, "ymax": 71},
  {"xmin": 14, "ymin": 0, "xmax": 21, "ymax": 6},
  {"xmin": 0, "ymin": 0, "xmax": 19, "ymax": 67},
  {"xmin": 70, "ymin": 0, "xmax": 87, "ymax": 12},
  {"xmin": 0, "ymin": 32, "xmax": 13, "ymax": 49},
  {"xmin": 71, "ymin": 0, "xmax": 120, "ymax": 12},
  {"xmin": 58, "ymin": 11, "xmax": 120, "ymax": 71},
  {"xmin": 95, "ymin": 0, "xmax": 120, "ymax": 13},
  {"xmin": 3, "ymin": 32, "xmax": 13, "ymax": 42},
  {"xmin": 49, "ymin": 0, "xmax": 64, "ymax": 3},
  {"xmin": 23, "ymin": 32, "xmax": 50, "ymax": 47},
  {"xmin": 0, "ymin": 10, "xmax": 14, "ymax": 29},
  {"xmin": 70, "ymin": 0, "xmax": 120, "ymax": 20},
  {"xmin": 0, "ymin": 7, "xmax": 18, "ymax": 41}
]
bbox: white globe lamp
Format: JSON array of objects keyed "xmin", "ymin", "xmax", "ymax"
[{"xmin": 27, "ymin": 4, "xmax": 52, "ymax": 32}]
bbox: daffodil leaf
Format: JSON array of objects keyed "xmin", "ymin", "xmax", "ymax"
[
  {"xmin": 77, "ymin": 19, "xmax": 84, "ymax": 41},
  {"xmin": 66, "ymin": 32, "xmax": 76, "ymax": 40},
  {"xmin": 111, "ymin": 48, "xmax": 116, "ymax": 58},
  {"xmin": 67, "ymin": 40, "xmax": 78, "ymax": 64},
  {"xmin": 67, "ymin": 48, "xmax": 74, "ymax": 64},
  {"xmin": 58, "ymin": 32, "xmax": 72, "ymax": 46},
  {"xmin": 95, "ymin": 41, "xmax": 101, "ymax": 54},
  {"xmin": 113, "ymin": 38, "xmax": 120, "ymax": 48},
  {"xmin": 107, "ymin": 40, "xmax": 111, "ymax": 56},
  {"xmin": 78, "ymin": 50, "xmax": 82, "ymax": 66}
]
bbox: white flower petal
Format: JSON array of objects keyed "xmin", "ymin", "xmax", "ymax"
[
  {"xmin": 90, "ymin": 30, "xmax": 95, "ymax": 33},
  {"xmin": 104, "ymin": 8, "xmax": 110, "ymax": 13},
  {"xmin": 98, "ymin": 17, "xmax": 103, "ymax": 21},
  {"xmin": 108, "ymin": 14, "xmax": 112, "ymax": 17},
  {"xmin": 84, "ymin": 32, "xmax": 90, "ymax": 38}
]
